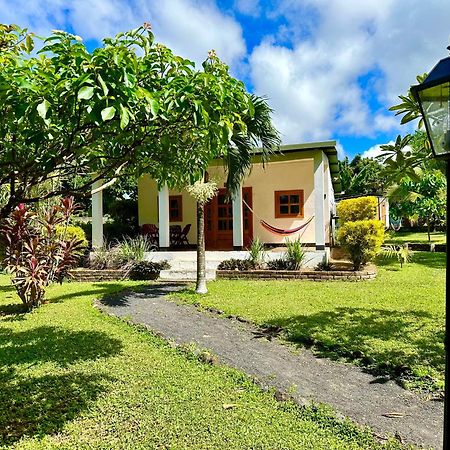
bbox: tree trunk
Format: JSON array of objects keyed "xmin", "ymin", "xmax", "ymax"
[
  {"xmin": 195, "ymin": 201, "xmax": 207, "ymax": 294},
  {"xmin": 427, "ymin": 219, "xmax": 431, "ymax": 243}
]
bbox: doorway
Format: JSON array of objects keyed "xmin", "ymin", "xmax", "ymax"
[{"xmin": 205, "ymin": 187, "xmax": 253, "ymax": 250}]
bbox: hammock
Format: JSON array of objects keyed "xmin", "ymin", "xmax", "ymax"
[
  {"xmin": 389, "ymin": 218, "xmax": 402, "ymax": 232},
  {"xmin": 242, "ymin": 199, "xmax": 314, "ymax": 236}
]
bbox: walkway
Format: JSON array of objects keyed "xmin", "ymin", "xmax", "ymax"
[{"xmin": 97, "ymin": 284, "xmax": 443, "ymax": 449}]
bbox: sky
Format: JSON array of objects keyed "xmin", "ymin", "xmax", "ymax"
[{"xmin": 1, "ymin": 0, "xmax": 450, "ymax": 160}]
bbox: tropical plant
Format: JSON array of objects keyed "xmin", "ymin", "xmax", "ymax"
[
  {"xmin": 381, "ymin": 244, "xmax": 413, "ymax": 268},
  {"xmin": 337, "ymin": 219, "xmax": 385, "ymax": 270},
  {"xmin": 186, "ymin": 179, "xmax": 219, "ymax": 294},
  {"xmin": 284, "ymin": 238, "xmax": 306, "ymax": 270},
  {"xmin": 55, "ymin": 225, "xmax": 88, "ymax": 256},
  {"xmin": 339, "ymin": 155, "xmax": 387, "ymax": 197},
  {"xmin": 247, "ymin": 237, "xmax": 266, "ymax": 269},
  {"xmin": 2, "ymin": 198, "xmax": 85, "ymax": 308}
]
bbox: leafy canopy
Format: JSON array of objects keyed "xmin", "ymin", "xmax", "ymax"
[{"xmin": 0, "ymin": 24, "xmax": 278, "ymax": 218}]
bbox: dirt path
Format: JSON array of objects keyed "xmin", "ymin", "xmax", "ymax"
[{"xmin": 97, "ymin": 284, "xmax": 443, "ymax": 449}]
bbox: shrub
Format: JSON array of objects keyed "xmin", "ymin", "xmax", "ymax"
[
  {"xmin": 2, "ymin": 198, "xmax": 85, "ymax": 309},
  {"xmin": 217, "ymin": 258, "xmax": 254, "ymax": 271},
  {"xmin": 89, "ymin": 245, "xmax": 121, "ymax": 269},
  {"xmin": 128, "ymin": 260, "xmax": 170, "ymax": 280},
  {"xmin": 56, "ymin": 225, "xmax": 88, "ymax": 257},
  {"xmin": 337, "ymin": 219, "xmax": 385, "ymax": 270},
  {"xmin": 337, "ymin": 196, "xmax": 378, "ymax": 224},
  {"xmin": 266, "ymin": 258, "xmax": 291, "ymax": 270},
  {"xmin": 315, "ymin": 260, "xmax": 334, "ymax": 271},
  {"xmin": 115, "ymin": 235, "xmax": 155, "ymax": 266},
  {"xmin": 284, "ymin": 238, "xmax": 306, "ymax": 270},
  {"xmin": 247, "ymin": 237, "xmax": 266, "ymax": 269}
]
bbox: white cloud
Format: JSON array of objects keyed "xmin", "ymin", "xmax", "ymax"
[
  {"xmin": 234, "ymin": 0, "xmax": 261, "ymax": 17},
  {"xmin": 249, "ymin": 0, "xmax": 450, "ymax": 143},
  {"xmin": 0, "ymin": 0, "xmax": 246, "ymax": 68}
]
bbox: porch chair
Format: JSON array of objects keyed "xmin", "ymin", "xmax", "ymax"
[
  {"xmin": 141, "ymin": 223, "xmax": 159, "ymax": 247},
  {"xmin": 179, "ymin": 224, "xmax": 191, "ymax": 247}
]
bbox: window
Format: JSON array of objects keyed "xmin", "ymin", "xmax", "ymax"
[
  {"xmin": 169, "ymin": 195, "xmax": 183, "ymax": 222},
  {"xmin": 275, "ymin": 190, "xmax": 304, "ymax": 218}
]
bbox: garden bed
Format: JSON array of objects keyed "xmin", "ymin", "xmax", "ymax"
[
  {"xmin": 217, "ymin": 266, "xmax": 376, "ymax": 281},
  {"xmin": 69, "ymin": 268, "xmax": 127, "ymax": 282}
]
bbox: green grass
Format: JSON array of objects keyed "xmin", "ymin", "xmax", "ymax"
[
  {"xmin": 0, "ymin": 276, "xmax": 405, "ymax": 449},
  {"xmin": 385, "ymin": 230, "xmax": 446, "ymax": 245},
  {"xmin": 176, "ymin": 252, "xmax": 445, "ymax": 393}
]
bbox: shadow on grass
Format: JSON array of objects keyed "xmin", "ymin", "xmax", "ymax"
[
  {"xmin": 48, "ymin": 282, "xmax": 134, "ymax": 303},
  {"xmin": 265, "ymin": 307, "xmax": 444, "ymax": 389},
  {"xmin": 99, "ymin": 282, "xmax": 186, "ymax": 308},
  {"xmin": 0, "ymin": 372, "xmax": 114, "ymax": 445},
  {"xmin": 376, "ymin": 251, "xmax": 446, "ymax": 270},
  {"xmin": 0, "ymin": 326, "xmax": 123, "ymax": 367}
]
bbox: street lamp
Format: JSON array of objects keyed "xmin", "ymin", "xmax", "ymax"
[{"xmin": 411, "ymin": 47, "xmax": 450, "ymax": 449}]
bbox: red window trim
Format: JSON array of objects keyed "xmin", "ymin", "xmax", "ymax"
[{"xmin": 274, "ymin": 190, "xmax": 304, "ymax": 218}]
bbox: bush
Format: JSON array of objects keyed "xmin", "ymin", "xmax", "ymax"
[
  {"xmin": 89, "ymin": 245, "xmax": 121, "ymax": 269},
  {"xmin": 56, "ymin": 225, "xmax": 88, "ymax": 257},
  {"xmin": 217, "ymin": 258, "xmax": 254, "ymax": 271},
  {"xmin": 284, "ymin": 238, "xmax": 306, "ymax": 270},
  {"xmin": 128, "ymin": 260, "xmax": 170, "ymax": 280},
  {"xmin": 115, "ymin": 235, "xmax": 155, "ymax": 266},
  {"xmin": 247, "ymin": 237, "xmax": 266, "ymax": 269},
  {"xmin": 266, "ymin": 258, "xmax": 291, "ymax": 270},
  {"xmin": 337, "ymin": 196, "xmax": 378, "ymax": 224},
  {"xmin": 337, "ymin": 219, "xmax": 385, "ymax": 270}
]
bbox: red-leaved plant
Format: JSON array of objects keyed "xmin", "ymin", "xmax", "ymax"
[{"xmin": 2, "ymin": 197, "xmax": 85, "ymax": 309}]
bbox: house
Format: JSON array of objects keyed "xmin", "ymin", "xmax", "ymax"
[{"xmin": 91, "ymin": 141, "xmax": 341, "ymax": 266}]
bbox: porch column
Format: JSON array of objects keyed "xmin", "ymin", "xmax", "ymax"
[
  {"xmin": 158, "ymin": 184, "xmax": 170, "ymax": 250},
  {"xmin": 91, "ymin": 179, "xmax": 104, "ymax": 248},
  {"xmin": 232, "ymin": 185, "xmax": 244, "ymax": 250},
  {"xmin": 313, "ymin": 152, "xmax": 326, "ymax": 250}
]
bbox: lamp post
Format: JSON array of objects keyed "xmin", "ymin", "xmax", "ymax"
[{"xmin": 411, "ymin": 47, "xmax": 450, "ymax": 449}]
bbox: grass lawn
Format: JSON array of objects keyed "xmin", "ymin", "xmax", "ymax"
[
  {"xmin": 0, "ymin": 276, "xmax": 404, "ymax": 449},
  {"xmin": 385, "ymin": 230, "xmax": 446, "ymax": 245},
  {"xmin": 176, "ymin": 252, "xmax": 445, "ymax": 393}
]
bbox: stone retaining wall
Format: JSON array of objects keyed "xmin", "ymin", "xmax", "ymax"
[
  {"xmin": 217, "ymin": 267, "xmax": 376, "ymax": 281},
  {"xmin": 69, "ymin": 269, "xmax": 126, "ymax": 282}
]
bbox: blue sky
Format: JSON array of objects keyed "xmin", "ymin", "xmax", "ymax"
[{"xmin": 2, "ymin": 0, "xmax": 450, "ymax": 159}]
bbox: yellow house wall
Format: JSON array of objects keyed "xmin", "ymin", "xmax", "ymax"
[
  {"xmin": 137, "ymin": 174, "xmax": 198, "ymax": 243},
  {"xmin": 137, "ymin": 150, "xmax": 331, "ymax": 246}
]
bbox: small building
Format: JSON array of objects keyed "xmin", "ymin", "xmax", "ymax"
[{"xmin": 92, "ymin": 141, "xmax": 341, "ymax": 262}]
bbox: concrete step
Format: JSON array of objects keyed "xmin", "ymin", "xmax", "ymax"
[
  {"xmin": 166, "ymin": 261, "xmax": 220, "ymax": 271},
  {"xmin": 159, "ymin": 269, "xmax": 216, "ymax": 282}
]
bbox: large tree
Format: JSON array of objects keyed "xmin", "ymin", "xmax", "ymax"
[{"xmin": 0, "ymin": 24, "xmax": 264, "ymax": 219}]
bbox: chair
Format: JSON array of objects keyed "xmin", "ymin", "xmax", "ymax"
[
  {"xmin": 179, "ymin": 224, "xmax": 191, "ymax": 247},
  {"xmin": 170, "ymin": 225, "xmax": 182, "ymax": 247},
  {"xmin": 141, "ymin": 224, "xmax": 159, "ymax": 247}
]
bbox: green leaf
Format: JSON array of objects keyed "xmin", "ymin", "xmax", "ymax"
[
  {"xmin": 37, "ymin": 99, "xmax": 50, "ymax": 120},
  {"xmin": 101, "ymin": 106, "xmax": 116, "ymax": 121},
  {"xmin": 78, "ymin": 86, "xmax": 94, "ymax": 100},
  {"xmin": 149, "ymin": 98, "xmax": 159, "ymax": 117},
  {"xmin": 119, "ymin": 104, "xmax": 129, "ymax": 129},
  {"xmin": 25, "ymin": 34, "xmax": 34, "ymax": 53},
  {"xmin": 97, "ymin": 74, "xmax": 109, "ymax": 97}
]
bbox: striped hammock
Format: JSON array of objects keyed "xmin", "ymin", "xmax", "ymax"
[{"xmin": 242, "ymin": 199, "xmax": 314, "ymax": 236}]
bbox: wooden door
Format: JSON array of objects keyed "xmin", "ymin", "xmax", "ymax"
[{"xmin": 205, "ymin": 187, "xmax": 253, "ymax": 250}]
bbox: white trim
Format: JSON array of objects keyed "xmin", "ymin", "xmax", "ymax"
[
  {"xmin": 232, "ymin": 185, "xmax": 243, "ymax": 248},
  {"xmin": 158, "ymin": 184, "xmax": 170, "ymax": 248},
  {"xmin": 91, "ymin": 179, "xmax": 103, "ymax": 248}
]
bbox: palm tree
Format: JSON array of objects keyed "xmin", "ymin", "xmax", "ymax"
[{"xmin": 195, "ymin": 94, "xmax": 280, "ymax": 294}]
